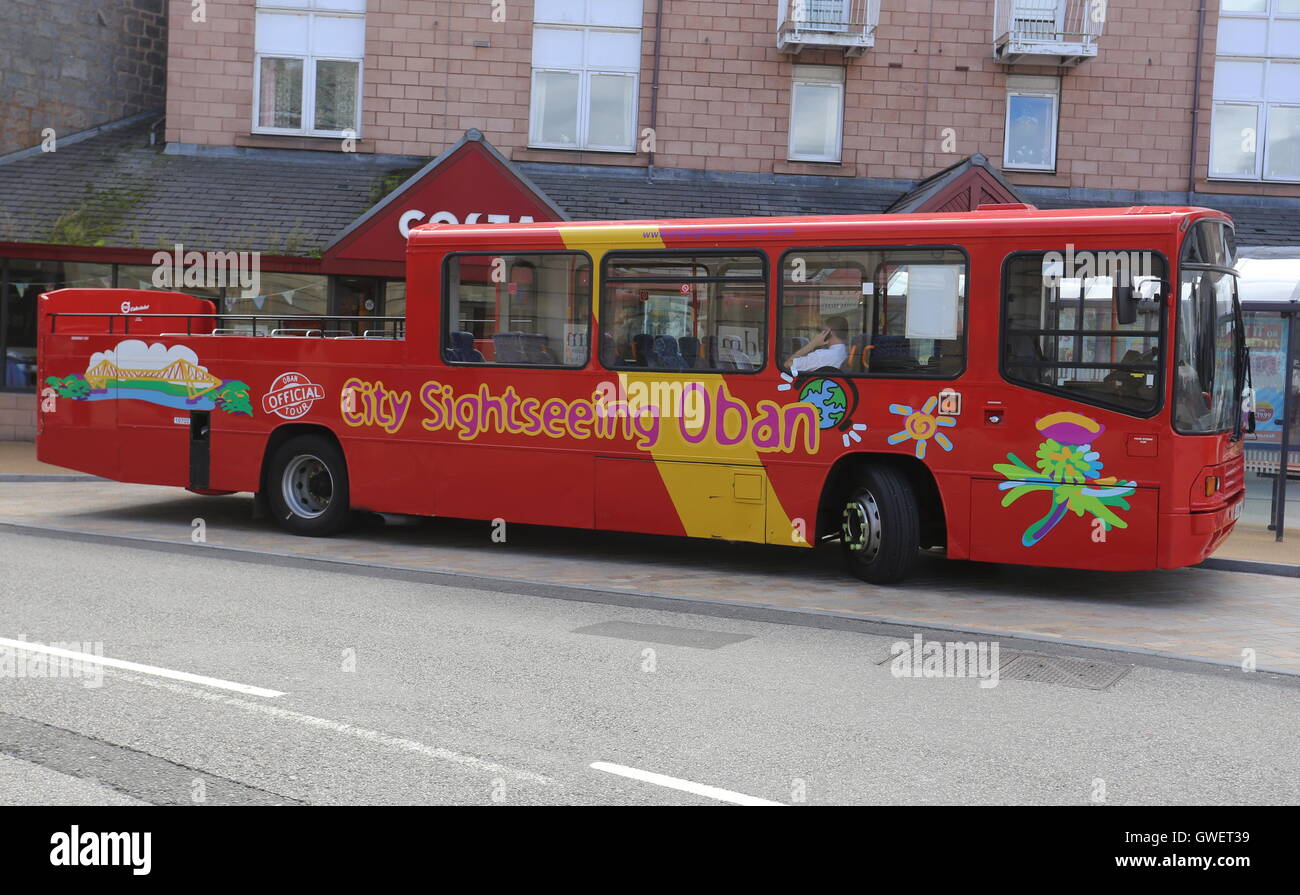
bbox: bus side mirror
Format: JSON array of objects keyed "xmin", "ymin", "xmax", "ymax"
[{"xmin": 1115, "ymin": 284, "xmax": 1138, "ymax": 326}]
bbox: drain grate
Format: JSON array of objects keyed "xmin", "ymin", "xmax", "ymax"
[
  {"xmin": 878, "ymin": 643, "xmax": 1130, "ymax": 690},
  {"xmin": 997, "ymin": 653, "xmax": 1129, "ymax": 690}
]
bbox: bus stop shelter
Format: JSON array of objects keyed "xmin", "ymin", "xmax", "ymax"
[{"xmin": 1237, "ymin": 248, "xmax": 1300, "ymax": 542}]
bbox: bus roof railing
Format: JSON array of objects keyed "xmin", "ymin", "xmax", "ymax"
[{"xmin": 47, "ymin": 313, "xmax": 406, "ymax": 338}]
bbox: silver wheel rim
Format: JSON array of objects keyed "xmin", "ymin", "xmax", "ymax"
[
  {"xmin": 842, "ymin": 491, "xmax": 883, "ymax": 564},
  {"xmin": 282, "ymin": 454, "xmax": 333, "ymax": 519}
]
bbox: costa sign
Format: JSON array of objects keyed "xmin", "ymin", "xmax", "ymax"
[
  {"xmin": 398, "ymin": 210, "xmax": 535, "ymax": 238},
  {"xmin": 262, "ymin": 372, "xmax": 325, "ymax": 420},
  {"xmin": 323, "ymin": 131, "xmax": 565, "ymax": 270}
]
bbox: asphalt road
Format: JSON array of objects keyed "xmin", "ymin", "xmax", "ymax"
[{"xmin": 0, "ymin": 528, "xmax": 1296, "ymax": 805}]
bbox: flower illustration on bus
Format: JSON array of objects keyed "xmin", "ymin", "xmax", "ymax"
[
  {"xmin": 992, "ymin": 411, "xmax": 1137, "ymax": 547},
  {"xmin": 887, "ymin": 395, "xmax": 956, "ymax": 459},
  {"xmin": 45, "ymin": 339, "xmax": 252, "ymax": 416}
]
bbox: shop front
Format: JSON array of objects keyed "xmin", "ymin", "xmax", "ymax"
[
  {"xmin": 0, "ymin": 131, "xmax": 566, "ymax": 405},
  {"xmin": 1238, "ymin": 249, "xmax": 1300, "ymax": 541}
]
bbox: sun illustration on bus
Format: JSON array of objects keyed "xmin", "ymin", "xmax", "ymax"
[
  {"xmin": 887, "ymin": 396, "xmax": 956, "ymax": 459},
  {"xmin": 778, "ymin": 373, "xmax": 868, "ymax": 447},
  {"xmin": 992, "ymin": 411, "xmax": 1138, "ymax": 548}
]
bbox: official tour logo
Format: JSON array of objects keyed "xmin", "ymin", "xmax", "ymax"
[{"xmin": 262, "ymin": 372, "xmax": 325, "ymax": 420}]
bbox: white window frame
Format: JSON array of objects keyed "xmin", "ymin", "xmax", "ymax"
[
  {"xmin": 529, "ymin": 3, "xmax": 642, "ymax": 153},
  {"xmin": 787, "ymin": 65, "xmax": 845, "ymax": 163},
  {"xmin": 1210, "ymin": 99, "xmax": 1266, "ymax": 180},
  {"xmin": 253, "ymin": 0, "xmax": 365, "ymax": 139},
  {"xmin": 1003, "ymin": 76, "xmax": 1059, "ymax": 172}
]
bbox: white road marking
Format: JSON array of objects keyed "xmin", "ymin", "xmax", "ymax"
[
  {"xmin": 0, "ymin": 636, "xmax": 286, "ymax": 699},
  {"xmin": 118, "ymin": 672, "xmax": 555, "ymax": 786},
  {"xmin": 590, "ymin": 761, "xmax": 784, "ymax": 806}
]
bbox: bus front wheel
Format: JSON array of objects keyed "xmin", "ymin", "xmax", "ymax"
[
  {"xmin": 840, "ymin": 465, "xmax": 919, "ymax": 585},
  {"xmin": 266, "ymin": 434, "xmax": 352, "ymax": 537}
]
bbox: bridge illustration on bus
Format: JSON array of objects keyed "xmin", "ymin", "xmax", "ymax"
[{"xmin": 45, "ymin": 339, "xmax": 252, "ymax": 416}]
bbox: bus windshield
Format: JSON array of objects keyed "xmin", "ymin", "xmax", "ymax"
[{"xmin": 1174, "ymin": 220, "xmax": 1245, "ymax": 435}]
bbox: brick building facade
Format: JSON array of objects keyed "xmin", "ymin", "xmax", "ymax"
[{"xmin": 159, "ymin": 0, "xmax": 1294, "ymax": 199}]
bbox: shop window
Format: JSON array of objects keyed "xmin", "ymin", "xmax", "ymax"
[
  {"xmin": 529, "ymin": 0, "xmax": 643, "ymax": 151},
  {"xmin": 779, "ymin": 248, "xmax": 966, "ymax": 378},
  {"xmin": 1, "ymin": 260, "xmax": 111, "ymax": 389},
  {"xmin": 444, "ymin": 253, "xmax": 591, "ymax": 366},
  {"xmin": 384, "ymin": 280, "xmax": 407, "ymax": 318},
  {"xmin": 254, "ymin": 0, "xmax": 365, "ymax": 137},
  {"xmin": 602, "ymin": 253, "xmax": 767, "ymax": 372},
  {"xmin": 1003, "ymin": 251, "xmax": 1166, "ymax": 415}
]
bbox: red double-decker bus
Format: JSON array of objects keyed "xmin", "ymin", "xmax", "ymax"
[{"xmin": 36, "ymin": 205, "xmax": 1250, "ymax": 583}]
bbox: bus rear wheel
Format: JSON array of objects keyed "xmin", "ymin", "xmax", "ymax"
[
  {"xmin": 266, "ymin": 434, "xmax": 352, "ymax": 537},
  {"xmin": 840, "ymin": 465, "xmax": 919, "ymax": 585}
]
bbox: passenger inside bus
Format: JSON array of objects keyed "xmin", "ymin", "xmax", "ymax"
[
  {"xmin": 780, "ymin": 248, "xmax": 968, "ymax": 378},
  {"xmin": 784, "ymin": 315, "xmax": 849, "ymax": 374}
]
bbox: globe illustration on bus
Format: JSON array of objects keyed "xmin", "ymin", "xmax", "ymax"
[{"xmin": 799, "ymin": 378, "xmax": 847, "ymax": 429}]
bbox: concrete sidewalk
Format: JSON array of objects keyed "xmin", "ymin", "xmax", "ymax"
[
  {"xmin": 2, "ymin": 440, "xmax": 1291, "ymax": 571},
  {"xmin": 0, "ymin": 442, "xmax": 74, "ymax": 476}
]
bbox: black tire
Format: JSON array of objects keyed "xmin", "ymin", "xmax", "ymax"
[
  {"xmin": 265, "ymin": 434, "xmax": 352, "ymax": 537},
  {"xmin": 840, "ymin": 465, "xmax": 920, "ymax": 585}
]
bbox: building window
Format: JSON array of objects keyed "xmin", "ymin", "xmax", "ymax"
[
  {"xmin": 788, "ymin": 65, "xmax": 845, "ymax": 163},
  {"xmin": 1004, "ymin": 75, "xmax": 1059, "ymax": 171},
  {"xmin": 529, "ymin": 0, "xmax": 643, "ymax": 152},
  {"xmin": 254, "ymin": 0, "xmax": 365, "ymax": 137},
  {"xmin": 1213, "ymin": 1, "xmax": 1300, "ymax": 181}
]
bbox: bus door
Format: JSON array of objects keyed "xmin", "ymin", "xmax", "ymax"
[
  {"xmin": 434, "ymin": 251, "xmax": 597, "ymax": 528},
  {"xmin": 971, "ymin": 249, "xmax": 1165, "ymax": 567},
  {"xmin": 592, "ymin": 251, "xmax": 779, "ymax": 544}
]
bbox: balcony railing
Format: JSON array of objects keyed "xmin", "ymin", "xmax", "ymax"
[
  {"xmin": 993, "ymin": 0, "xmax": 1104, "ymax": 66},
  {"xmin": 777, "ymin": 0, "xmax": 879, "ymax": 57}
]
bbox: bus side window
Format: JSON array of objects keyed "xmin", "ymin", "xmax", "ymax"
[
  {"xmin": 1002, "ymin": 251, "xmax": 1165, "ymax": 414},
  {"xmin": 443, "ymin": 253, "xmax": 591, "ymax": 366},
  {"xmin": 779, "ymin": 248, "xmax": 967, "ymax": 377},
  {"xmin": 600, "ymin": 253, "xmax": 767, "ymax": 372}
]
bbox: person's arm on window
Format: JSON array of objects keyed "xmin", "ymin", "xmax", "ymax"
[{"xmin": 787, "ymin": 328, "xmax": 831, "ymax": 372}]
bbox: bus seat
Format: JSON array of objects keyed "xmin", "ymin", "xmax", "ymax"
[
  {"xmin": 868, "ymin": 335, "xmax": 911, "ymax": 371},
  {"xmin": 493, "ymin": 332, "xmax": 525, "ymax": 363},
  {"xmin": 631, "ymin": 334, "xmax": 654, "ymax": 366},
  {"xmin": 847, "ymin": 334, "xmax": 872, "ymax": 372},
  {"xmin": 449, "ymin": 330, "xmax": 485, "ymax": 362},
  {"xmin": 521, "ymin": 333, "xmax": 554, "ymax": 364},
  {"xmin": 678, "ymin": 336, "xmax": 701, "ymax": 368},
  {"xmin": 655, "ymin": 335, "xmax": 687, "ymax": 369}
]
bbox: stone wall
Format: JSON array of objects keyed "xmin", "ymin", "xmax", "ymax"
[{"xmin": 0, "ymin": 0, "xmax": 167, "ymax": 156}]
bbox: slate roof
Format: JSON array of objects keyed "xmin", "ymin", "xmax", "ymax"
[
  {"xmin": 3, "ymin": 118, "xmax": 1299, "ymax": 254},
  {"xmin": 1026, "ymin": 194, "xmax": 1300, "ymax": 248},
  {"xmin": 0, "ymin": 118, "xmax": 412, "ymax": 255},
  {"xmin": 520, "ymin": 164, "xmax": 908, "ymax": 220}
]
